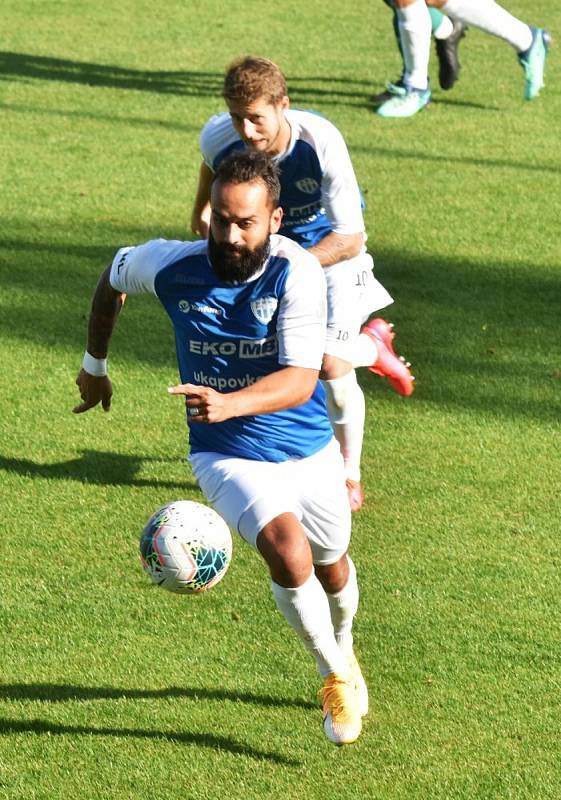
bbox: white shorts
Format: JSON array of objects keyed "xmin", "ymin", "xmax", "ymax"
[
  {"xmin": 189, "ymin": 437, "xmax": 351, "ymax": 566},
  {"xmin": 324, "ymin": 252, "xmax": 393, "ymax": 361}
]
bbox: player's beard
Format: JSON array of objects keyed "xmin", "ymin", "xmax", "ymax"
[{"xmin": 207, "ymin": 230, "xmax": 271, "ymax": 284}]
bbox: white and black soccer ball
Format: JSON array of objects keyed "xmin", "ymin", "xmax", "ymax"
[{"xmin": 139, "ymin": 500, "xmax": 232, "ymax": 594}]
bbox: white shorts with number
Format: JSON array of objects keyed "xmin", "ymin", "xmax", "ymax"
[
  {"xmin": 324, "ymin": 251, "xmax": 393, "ymax": 361},
  {"xmin": 189, "ymin": 437, "xmax": 351, "ymax": 566}
]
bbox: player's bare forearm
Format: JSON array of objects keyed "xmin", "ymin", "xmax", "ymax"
[
  {"xmin": 73, "ymin": 266, "xmax": 124, "ymax": 414},
  {"xmin": 86, "ymin": 266, "xmax": 125, "ymax": 357},
  {"xmin": 190, "ymin": 162, "xmax": 214, "ymax": 238},
  {"xmin": 167, "ymin": 366, "xmax": 319, "ymax": 423},
  {"xmin": 307, "ymin": 231, "xmax": 364, "ymax": 267}
]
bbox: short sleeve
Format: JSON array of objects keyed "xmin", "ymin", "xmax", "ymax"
[
  {"xmin": 110, "ymin": 239, "xmax": 199, "ymax": 295},
  {"xmin": 275, "ymin": 244, "xmax": 327, "ymax": 369}
]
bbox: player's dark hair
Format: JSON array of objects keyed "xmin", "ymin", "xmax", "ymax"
[
  {"xmin": 213, "ymin": 151, "xmax": 281, "ymax": 208},
  {"xmin": 223, "ymin": 56, "xmax": 288, "ymax": 105}
]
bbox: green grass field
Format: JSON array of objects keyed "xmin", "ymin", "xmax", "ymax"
[{"xmin": 1, "ymin": 1, "xmax": 560, "ymax": 797}]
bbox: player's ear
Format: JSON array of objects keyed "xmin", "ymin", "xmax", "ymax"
[
  {"xmin": 269, "ymin": 206, "xmax": 283, "ymax": 234},
  {"xmin": 280, "ymin": 95, "xmax": 289, "ymax": 111}
]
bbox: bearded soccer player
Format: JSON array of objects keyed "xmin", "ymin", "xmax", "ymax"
[
  {"xmin": 190, "ymin": 56, "xmax": 414, "ymax": 514},
  {"xmin": 74, "ymin": 151, "xmax": 368, "ymax": 746}
]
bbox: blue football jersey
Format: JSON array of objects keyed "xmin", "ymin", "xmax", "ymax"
[
  {"xmin": 200, "ymin": 109, "xmax": 365, "ymax": 248},
  {"xmin": 110, "ymin": 235, "xmax": 333, "ymax": 462}
]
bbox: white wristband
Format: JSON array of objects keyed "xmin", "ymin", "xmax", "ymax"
[{"xmin": 82, "ymin": 351, "xmax": 108, "ymax": 377}]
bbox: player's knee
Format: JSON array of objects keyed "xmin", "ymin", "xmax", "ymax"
[
  {"xmin": 315, "ymin": 554, "xmax": 349, "ymax": 594},
  {"xmin": 256, "ymin": 513, "xmax": 312, "ymax": 587}
]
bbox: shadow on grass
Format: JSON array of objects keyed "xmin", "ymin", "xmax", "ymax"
[
  {"xmin": 0, "ymin": 51, "xmax": 223, "ymax": 97},
  {"xmin": 0, "ymin": 717, "xmax": 300, "ymax": 765},
  {"xmin": 0, "ymin": 682, "xmax": 315, "ymax": 709},
  {"xmin": 0, "ymin": 50, "xmax": 375, "ymax": 108},
  {"xmin": 0, "ymin": 450, "xmax": 197, "ymax": 490},
  {"xmin": 352, "ymin": 143, "xmax": 560, "ymax": 176},
  {"xmin": 0, "ymin": 681, "xmax": 314, "ymax": 764},
  {"xmin": 367, "ymin": 246, "xmax": 561, "ymax": 423},
  {"xmin": 1, "ymin": 100, "xmax": 201, "ymax": 134}
]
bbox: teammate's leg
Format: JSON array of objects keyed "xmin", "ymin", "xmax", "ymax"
[
  {"xmin": 321, "ymin": 358, "xmax": 366, "ymax": 513},
  {"xmin": 373, "ymin": 1, "xmax": 465, "ymax": 103},
  {"xmin": 430, "ymin": 0, "xmax": 550, "ymax": 99},
  {"xmin": 377, "ymin": 0, "xmax": 433, "ymax": 117}
]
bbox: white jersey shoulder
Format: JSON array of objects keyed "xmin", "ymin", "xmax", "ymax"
[
  {"xmin": 200, "ymin": 113, "xmax": 239, "ymax": 171},
  {"xmin": 270, "ymin": 233, "xmax": 323, "ymax": 283},
  {"xmin": 270, "ymin": 234, "xmax": 327, "ymax": 370},
  {"xmin": 283, "ymin": 109, "xmax": 348, "ymax": 167},
  {"xmin": 284, "ymin": 110, "xmax": 364, "ymax": 236},
  {"xmin": 110, "ymin": 239, "xmax": 205, "ymax": 295}
]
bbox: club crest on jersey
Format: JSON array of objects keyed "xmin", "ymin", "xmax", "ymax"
[
  {"xmin": 250, "ymin": 296, "xmax": 278, "ymax": 324},
  {"xmin": 295, "ymin": 178, "xmax": 319, "ymax": 194}
]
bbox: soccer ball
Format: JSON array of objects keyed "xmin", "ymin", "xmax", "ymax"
[{"xmin": 139, "ymin": 500, "xmax": 232, "ymax": 594}]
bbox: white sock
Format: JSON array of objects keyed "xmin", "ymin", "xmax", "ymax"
[
  {"xmin": 321, "ymin": 371, "xmax": 365, "ymax": 483},
  {"xmin": 326, "ymin": 557, "xmax": 359, "ymax": 657},
  {"xmin": 433, "ymin": 15, "xmax": 454, "ymax": 40},
  {"xmin": 441, "ymin": 0, "xmax": 532, "ymax": 52},
  {"xmin": 397, "ymin": 0, "xmax": 432, "ymax": 90},
  {"xmin": 353, "ymin": 332, "xmax": 378, "ymax": 369},
  {"xmin": 271, "ymin": 574, "xmax": 349, "ymax": 678}
]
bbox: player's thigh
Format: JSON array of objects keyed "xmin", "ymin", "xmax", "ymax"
[
  {"xmin": 294, "ymin": 438, "xmax": 351, "ymax": 566},
  {"xmin": 324, "ymin": 253, "xmax": 393, "ymax": 359},
  {"xmin": 189, "ymin": 452, "xmax": 300, "ymax": 548}
]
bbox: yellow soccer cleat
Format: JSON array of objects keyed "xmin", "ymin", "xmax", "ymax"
[{"xmin": 321, "ymin": 673, "xmax": 362, "ymax": 745}]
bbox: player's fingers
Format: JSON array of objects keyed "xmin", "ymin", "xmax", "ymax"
[
  {"xmin": 167, "ymin": 383, "xmax": 198, "ymax": 396},
  {"xmin": 101, "ymin": 396, "xmax": 112, "ymax": 412}
]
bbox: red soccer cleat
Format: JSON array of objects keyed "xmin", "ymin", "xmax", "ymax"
[{"xmin": 361, "ymin": 318, "xmax": 415, "ymax": 396}]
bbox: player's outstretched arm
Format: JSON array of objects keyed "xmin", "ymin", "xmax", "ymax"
[
  {"xmin": 73, "ymin": 266, "xmax": 125, "ymax": 414},
  {"xmin": 168, "ymin": 366, "xmax": 319, "ymax": 424},
  {"xmin": 190, "ymin": 162, "xmax": 214, "ymax": 239},
  {"xmin": 308, "ymin": 231, "xmax": 364, "ymax": 267}
]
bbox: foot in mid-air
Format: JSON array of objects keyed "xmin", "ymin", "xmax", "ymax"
[
  {"xmin": 345, "ymin": 478, "xmax": 364, "ymax": 513},
  {"xmin": 362, "ymin": 318, "xmax": 415, "ymax": 396},
  {"xmin": 518, "ymin": 27, "xmax": 550, "ymax": 100},
  {"xmin": 435, "ymin": 20, "xmax": 467, "ymax": 90},
  {"xmin": 321, "ymin": 672, "xmax": 362, "ymax": 745},
  {"xmin": 376, "ymin": 85, "xmax": 431, "ymax": 118}
]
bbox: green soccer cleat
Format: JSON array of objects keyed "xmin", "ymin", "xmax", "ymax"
[
  {"xmin": 518, "ymin": 27, "xmax": 551, "ymax": 100},
  {"xmin": 370, "ymin": 77, "xmax": 407, "ymax": 106},
  {"xmin": 376, "ymin": 85, "xmax": 431, "ymax": 118}
]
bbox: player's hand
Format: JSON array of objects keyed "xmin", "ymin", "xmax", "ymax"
[
  {"xmin": 73, "ymin": 369, "xmax": 113, "ymax": 414},
  {"xmin": 167, "ymin": 383, "xmax": 231, "ymax": 424}
]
